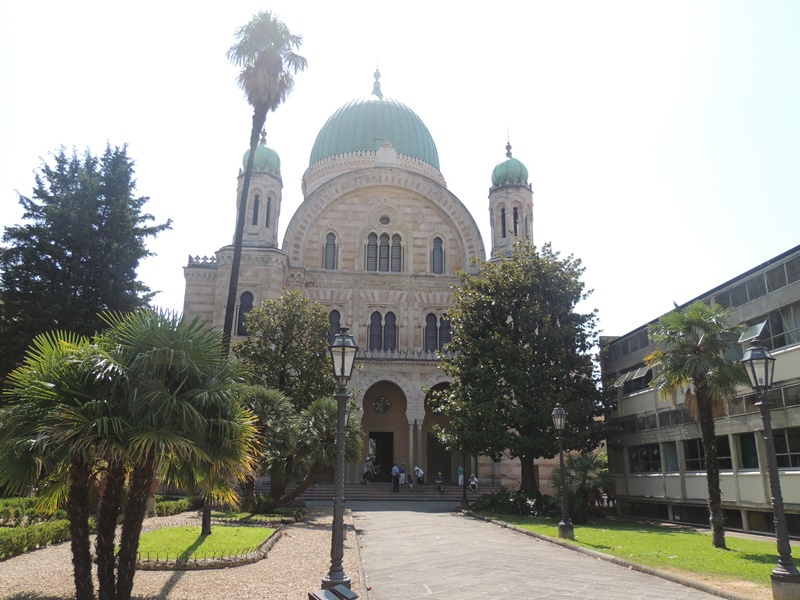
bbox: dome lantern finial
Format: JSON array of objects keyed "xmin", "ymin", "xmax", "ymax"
[
  {"xmin": 260, "ymin": 129, "xmax": 267, "ymax": 145},
  {"xmin": 506, "ymin": 141, "xmax": 512, "ymax": 158},
  {"xmin": 372, "ymin": 69, "xmax": 383, "ymax": 99}
]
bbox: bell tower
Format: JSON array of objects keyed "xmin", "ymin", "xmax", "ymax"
[
  {"xmin": 488, "ymin": 142, "xmax": 533, "ymax": 258},
  {"xmin": 237, "ymin": 130, "xmax": 283, "ymax": 248}
]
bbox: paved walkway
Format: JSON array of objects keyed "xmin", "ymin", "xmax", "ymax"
[{"xmin": 349, "ymin": 501, "xmax": 727, "ymax": 600}]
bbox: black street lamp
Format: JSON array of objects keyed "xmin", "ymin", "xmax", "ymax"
[
  {"xmin": 741, "ymin": 341, "xmax": 800, "ymax": 599},
  {"xmin": 551, "ymin": 403, "xmax": 574, "ymax": 540},
  {"xmin": 321, "ymin": 327, "xmax": 358, "ymax": 591}
]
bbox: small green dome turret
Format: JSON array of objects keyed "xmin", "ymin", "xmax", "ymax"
[
  {"xmin": 491, "ymin": 143, "xmax": 528, "ymax": 186},
  {"xmin": 243, "ymin": 130, "xmax": 281, "ymax": 174}
]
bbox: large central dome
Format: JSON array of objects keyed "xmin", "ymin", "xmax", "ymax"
[{"xmin": 308, "ymin": 71, "xmax": 440, "ymax": 170}]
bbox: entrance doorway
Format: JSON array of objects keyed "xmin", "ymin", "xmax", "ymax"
[
  {"xmin": 427, "ymin": 433, "xmax": 453, "ymax": 483},
  {"xmin": 368, "ymin": 432, "xmax": 394, "ymax": 482}
]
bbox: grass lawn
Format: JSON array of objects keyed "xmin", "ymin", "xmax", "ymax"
[
  {"xmin": 482, "ymin": 513, "xmax": 796, "ymax": 590},
  {"xmin": 136, "ymin": 525, "xmax": 275, "ymax": 560}
]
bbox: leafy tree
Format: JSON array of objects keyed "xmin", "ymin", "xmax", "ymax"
[
  {"xmin": 551, "ymin": 452, "xmax": 613, "ymax": 524},
  {"xmin": 0, "ymin": 310, "xmax": 257, "ymax": 600},
  {"xmin": 223, "ymin": 11, "xmax": 307, "ymax": 346},
  {"xmin": 431, "ymin": 242, "xmax": 605, "ymax": 493},
  {"xmin": 0, "ymin": 145, "xmax": 170, "ymax": 381},
  {"xmin": 233, "ymin": 290, "xmax": 336, "ymax": 409},
  {"xmin": 645, "ymin": 300, "xmax": 748, "ymax": 549}
]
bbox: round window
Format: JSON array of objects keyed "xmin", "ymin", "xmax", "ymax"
[
  {"xmin": 373, "ymin": 395, "xmax": 392, "ymax": 414},
  {"xmin": 379, "ymin": 216, "xmax": 390, "ymax": 225}
]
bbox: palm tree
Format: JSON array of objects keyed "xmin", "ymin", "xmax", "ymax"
[
  {"xmin": 223, "ymin": 11, "xmax": 307, "ymax": 346},
  {"xmin": 645, "ymin": 300, "xmax": 748, "ymax": 549},
  {"xmin": 1, "ymin": 311, "xmax": 258, "ymax": 600}
]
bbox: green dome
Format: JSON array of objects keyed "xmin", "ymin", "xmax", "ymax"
[
  {"xmin": 309, "ymin": 71, "xmax": 440, "ymax": 170},
  {"xmin": 491, "ymin": 143, "xmax": 528, "ymax": 185},
  {"xmin": 243, "ymin": 132, "xmax": 280, "ymax": 174}
]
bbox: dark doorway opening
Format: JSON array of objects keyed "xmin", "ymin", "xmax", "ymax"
[
  {"xmin": 427, "ymin": 432, "xmax": 453, "ymax": 483},
  {"xmin": 368, "ymin": 432, "xmax": 394, "ymax": 482}
]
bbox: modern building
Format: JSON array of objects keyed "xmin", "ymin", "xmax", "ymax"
[
  {"xmin": 602, "ymin": 244, "xmax": 800, "ymax": 534},
  {"xmin": 182, "ymin": 72, "xmax": 534, "ymax": 487}
]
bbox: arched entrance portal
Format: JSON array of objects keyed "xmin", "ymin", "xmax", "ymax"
[
  {"xmin": 423, "ymin": 383, "xmax": 460, "ymax": 485},
  {"xmin": 361, "ymin": 381, "xmax": 408, "ymax": 482}
]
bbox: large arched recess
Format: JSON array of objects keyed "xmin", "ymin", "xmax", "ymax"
[
  {"xmin": 361, "ymin": 381, "xmax": 408, "ymax": 482},
  {"xmin": 422, "ymin": 383, "xmax": 458, "ymax": 484}
]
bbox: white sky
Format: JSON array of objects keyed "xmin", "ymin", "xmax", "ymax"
[{"xmin": 1, "ymin": 1, "xmax": 799, "ymax": 338}]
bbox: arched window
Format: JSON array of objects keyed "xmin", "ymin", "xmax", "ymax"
[
  {"xmin": 366, "ymin": 233, "xmax": 378, "ymax": 271},
  {"xmin": 390, "ymin": 234, "xmax": 402, "ymax": 272},
  {"xmin": 439, "ymin": 315, "xmax": 451, "ymax": 347},
  {"xmin": 252, "ymin": 195, "xmax": 260, "ymax": 226},
  {"xmin": 324, "ymin": 232, "xmax": 337, "ymax": 269},
  {"xmin": 432, "ymin": 237, "xmax": 444, "ymax": 274},
  {"xmin": 525, "ymin": 216, "xmax": 530, "ymax": 240},
  {"xmin": 328, "ymin": 310, "xmax": 341, "ymax": 345},
  {"xmin": 379, "ymin": 233, "xmax": 390, "ymax": 272},
  {"xmin": 501, "ymin": 208, "xmax": 507, "ymax": 239},
  {"xmin": 513, "ymin": 207, "xmax": 519, "ymax": 236},
  {"xmin": 369, "ymin": 312, "xmax": 383, "ymax": 350},
  {"xmin": 425, "ymin": 313, "xmax": 438, "ymax": 352},
  {"xmin": 384, "ymin": 312, "xmax": 397, "ymax": 350},
  {"xmin": 237, "ymin": 292, "xmax": 254, "ymax": 336},
  {"xmin": 265, "ymin": 196, "xmax": 272, "ymax": 228}
]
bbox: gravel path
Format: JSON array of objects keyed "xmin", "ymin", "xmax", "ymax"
[{"xmin": 0, "ymin": 507, "xmax": 361, "ymax": 600}]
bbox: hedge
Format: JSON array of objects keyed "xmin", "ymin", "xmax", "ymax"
[
  {"xmin": 155, "ymin": 496, "xmax": 203, "ymax": 517},
  {"xmin": 0, "ymin": 519, "xmax": 71, "ymax": 560},
  {"xmin": 0, "ymin": 497, "xmax": 67, "ymax": 527}
]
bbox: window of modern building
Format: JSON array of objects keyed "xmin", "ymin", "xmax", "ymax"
[
  {"xmin": 787, "ymin": 255, "xmax": 800, "ymax": 284},
  {"xmin": 784, "ymin": 384, "xmax": 800, "ymax": 408},
  {"xmin": 265, "ymin": 196, "xmax": 272, "ymax": 227},
  {"xmin": 629, "ymin": 443, "xmax": 661, "ymax": 473},
  {"xmin": 252, "ymin": 195, "xmax": 260, "ymax": 225},
  {"xmin": 379, "ymin": 233, "xmax": 390, "ymax": 272},
  {"xmin": 501, "ymin": 208, "xmax": 506, "ymax": 238},
  {"xmin": 774, "ymin": 427, "xmax": 800, "ymax": 468},
  {"xmin": 684, "ymin": 436, "xmax": 732, "ymax": 471},
  {"xmin": 746, "ymin": 275, "xmax": 767, "ymax": 301},
  {"xmin": 324, "ymin": 232, "xmax": 337, "ymax": 270},
  {"xmin": 684, "ymin": 439, "xmax": 704, "ymax": 471},
  {"xmin": 366, "ymin": 233, "xmax": 378, "ymax": 271},
  {"xmin": 237, "ymin": 291, "xmax": 254, "ymax": 336},
  {"xmin": 391, "ymin": 234, "xmax": 402, "ymax": 272},
  {"xmin": 663, "ymin": 441, "xmax": 679, "ymax": 472},
  {"xmin": 610, "ymin": 446, "xmax": 626, "ymax": 474},
  {"xmin": 432, "ymin": 237, "xmax": 444, "ymax": 274},
  {"xmin": 767, "ymin": 264, "xmax": 788, "ymax": 292},
  {"xmin": 737, "ymin": 432, "xmax": 759, "ymax": 469},
  {"xmin": 741, "ymin": 301, "xmax": 800, "ymax": 351},
  {"xmin": 328, "ymin": 310, "xmax": 341, "ymax": 345}
]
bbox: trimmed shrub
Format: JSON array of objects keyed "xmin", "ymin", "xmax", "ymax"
[
  {"xmin": 470, "ymin": 489, "xmax": 557, "ymax": 517},
  {"xmin": 0, "ymin": 519, "xmax": 70, "ymax": 560},
  {"xmin": 0, "ymin": 497, "xmax": 66, "ymax": 527}
]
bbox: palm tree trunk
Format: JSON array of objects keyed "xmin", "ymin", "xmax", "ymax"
[
  {"xmin": 116, "ymin": 458, "xmax": 156, "ymax": 600},
  {"xmin": 96, "ymin": 460, "xmax": 125, "ymax": 600},
  {"xmin": 277, "ymin": 462, "xmax": 323, "ymax": 507},
  {"xmin": 269, "ymin": 470, "xmax": 289, "ymax": 504},
  {"xmin": 519, "ymin": 455, "xmax": 538, "ymax": 493},
  {"xmin": 242, "ymin": 474, "xmax": 257, "ymax": 512},
  {"xmin": 222, "ymin": 108, "xmax": 268, "ymax": 350},
  {"xmin": 67, "ymin": 456, "xmax": 94, "ymax": 600},
  {"xmin": 201, "ymin": 503, "xmax": 212, "ymax": 536},
  {"xmin": 698, "ymin": 393, "xmax": 726, "ymax": 549}
]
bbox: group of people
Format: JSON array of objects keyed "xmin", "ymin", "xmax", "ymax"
[{"xmin": 363, "ymin": 458, "xmax": 478, "ymax": 493}]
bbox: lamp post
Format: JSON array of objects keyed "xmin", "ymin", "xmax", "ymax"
[
  {"xmin": 321, "ymin": 327, "xmax": 358, "ymax": 591},
  {"xmin": 551, "ymin": 403, "xmax": 574, "ymax": 540},
  {"xmin": 741, "ymin": 342, "xmax": 800, "ymax": 599}
]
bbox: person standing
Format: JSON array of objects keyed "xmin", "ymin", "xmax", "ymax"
[
  {"xmin": 435, "ymin": 472, "xmax": 444, "ymax": 493},
  {"xmin": 399, "ymin": 463, "xmax": 406, "ymax": 486},
  {"xmin": 391, "ymin": 463, "xmax": 400, "ymax": 492},
  {"xmin": 363, "ymin": 457, "xmax": 375, "ymax": 485},
  {"xmin": 469, "ymin": 473, "xmax": 478, "ymax": 493},
  {"xmin": 458, "ymin": 464, "xmax": 464, "ymax": 486},
  {"xmin": 414, "ymin": 465, "xmax": 424, "ymax": 487}
]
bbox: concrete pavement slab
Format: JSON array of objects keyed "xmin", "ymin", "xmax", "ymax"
[{"xmin": 350, "ymin": 501, "xmax": 726, "ymax": 600}]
